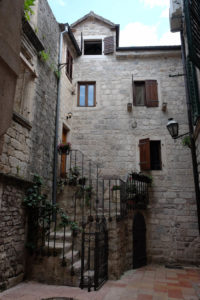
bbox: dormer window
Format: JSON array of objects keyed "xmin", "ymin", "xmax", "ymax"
[{"xmin": 84, "ymin": 40, "xmax": 102, "ymax": 55}]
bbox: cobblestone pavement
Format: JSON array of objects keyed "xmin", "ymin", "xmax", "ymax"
[{"xmin": 1, "ymin": 265, "xmax": 200, "ymax": 300}]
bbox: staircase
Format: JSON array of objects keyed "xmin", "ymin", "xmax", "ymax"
[{"xmin": 26, "ymin": 149, "xmax": 151, "ymax": 291}]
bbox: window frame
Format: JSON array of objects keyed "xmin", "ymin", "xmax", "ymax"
[
  {"xmin": 84, "ymin": 39, "xmax": 102, "ymax": 55},
  {"xmin": 139, "ymin": 138, "xmax": 162, "ymax": 171},
  {"xmin": 66, "ymin": 48, "xmax": 73, "ymax": 81},
  {"xmin": 133, "ymin": 80, "xmax": 159, "ymax": 107},
  {"xmin": 77, "ymin": 82, "xmax": 96, "ymax": 107}
]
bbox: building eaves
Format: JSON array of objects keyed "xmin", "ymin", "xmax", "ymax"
[
  {"xmin": 59, "ymin": 23, "xmax": 81, "ymax": 56},
  {"xmin": 116, "ymin": 45, "xmax": 181, "ymax": 51},
  {"xmin": 71, "ymin": 11, "xmax": 116, "ymax": 28}
]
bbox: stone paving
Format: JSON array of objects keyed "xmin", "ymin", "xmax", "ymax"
[{"xmin": 1, "ymin": 265, "xmax": 200, "ymax": 300}]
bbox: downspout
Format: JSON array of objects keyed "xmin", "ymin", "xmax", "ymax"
[
  {"xmin": 180, "ymin": 30, "xmax": 200, "ymax": 233},
  {"xmin": 52, "ymin": 25, "xmax": 68, "ymax": 205}
]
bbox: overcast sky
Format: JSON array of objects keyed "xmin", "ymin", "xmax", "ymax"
[{"xmin": 47, "ymin": 0, "xmax": 180, "ymax": 46}]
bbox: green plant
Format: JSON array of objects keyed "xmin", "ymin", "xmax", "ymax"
[
  {"xmin": 54, "ymin": 69, "xmax": 61, "ymax": 79},
  {"xmin": 23, "ymin": 174, "xmax": 47, "ymax": 208},
  {"xmin": 85, "ymin": 186, "xmax": 93, "ymax": 207},
  {"xmin": 182, "ymin": 135, "xmax": 192, "ymax": 148},
  {"xmin": 111, "ymin": 185, "xmax": 121, "ymax": 191},
  {"xmin": 24, "ymin": 0, "xmax": 35, "ymax": 21},
  {"xmin": 24, "ymin": 174, "xmax": 80, "ymax": 251},
  {"xmin": 39, "ymin": 50, "xmax": 49, "ymax": 62}
]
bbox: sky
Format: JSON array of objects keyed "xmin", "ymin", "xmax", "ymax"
[{"xmin": 47, "ymin": 0, "xmax": 180, "ymax": 46}]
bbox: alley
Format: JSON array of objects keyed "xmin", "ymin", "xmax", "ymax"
[{"xmin": 1, "ymin": 265, "xmax": 200, "ymax": 300}]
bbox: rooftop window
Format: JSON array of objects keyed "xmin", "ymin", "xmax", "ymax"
[{"xmin": 84, "ymin": 40, "xmax": 102, "ymax": 55}]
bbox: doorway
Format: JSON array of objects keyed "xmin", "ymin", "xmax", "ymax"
[
  {"xmin": 133, "ymin": 212, "xmax": 147, "ymax": 269},
  {"xmin": 60, "ymin": 126, "xmax": 69, "ymax": 177}
]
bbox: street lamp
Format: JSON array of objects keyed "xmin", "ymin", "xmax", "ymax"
[{"xmin": 166, "ymin": 118, "xmax": 190, "ymax": 139}]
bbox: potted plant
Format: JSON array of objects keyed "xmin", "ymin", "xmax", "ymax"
[
  {"xmin": 78, "ymin": 176, "xmax": 87, "ymax": 185},
  {"xmin": 57, "ymin": 142, "xmax": 71, "ymax": 155},
  {"xmin": 111, "ymin": 185, "xmax": 121, "ymax": 191}
]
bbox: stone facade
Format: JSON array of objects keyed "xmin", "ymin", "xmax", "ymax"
[
  {"xmin": 0, "ymin": 175, "xmax": 31, "ymax": 291},
  {"xmin": 0, "ymin": 0, "xmax": 24, "ymax": 136},
  {"xmin": 65, "ymin": 14, "xmax": 200, "ymax": 265},
  {"xmin": 0, "ymin": 0, "xmax": 60, "ymax": 290}
]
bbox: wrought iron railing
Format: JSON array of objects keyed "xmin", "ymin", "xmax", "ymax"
[{"xmin": 26, "ymin": 149, "xmax": 151, "ymax": 291}]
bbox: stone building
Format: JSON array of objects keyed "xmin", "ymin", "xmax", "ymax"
[
  {"xmin": 170, "ymin": 0, "xmax": 200, "ymax": 232},
  {"xmin": 1, "ymin": 0, "xmax": 200, "ymax": 293},
  {"xmin": 68, "ymin": 11, "xmax": 200, "ymax": 264},
  {"xmin": 0, "ymin": 0, "xmax": 24, "ymax": 152},
  {"xmin": 0, "ymin": 0, "xmax": 60, "ymax": 291}
]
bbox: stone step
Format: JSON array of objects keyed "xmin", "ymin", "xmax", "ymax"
[
  {"xmin": 49, "ymin": 230, "xmax": 72, "ymax": 242},
  {"xmin": 73, "ymin": 259, "xmax": 87, "ymax": 275},
  {"xmin": 45, "ymin": 241, "xmax": 71, "ymax": 254},
  {"xmin": 59, "ymin": 250, "xmax": 79, "ymax": 262}
]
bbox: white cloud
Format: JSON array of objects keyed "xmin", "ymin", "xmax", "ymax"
[
  {"xmin": 120, "ymin": 22, "xmax": 180, "ymax": 46},
  {"xmin": 140, "ymin": 0, "xmax": 169, "ymax": 8},
  {"xmin": 58, "ymin": 0, "xmax": 66, "ymax": 6},
  {"xmin": 160, "ymin": 7, "xmax": 169, "ymax": 18}
]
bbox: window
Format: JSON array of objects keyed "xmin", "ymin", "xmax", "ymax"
[
  {"xmin": 66, "ymin": 49, "xmax": 73, "ymax": 81},
  {"xmin": 84, "ymin": 40, "xmax": 102, "ymax": 55},
  {"xmin": 133, "ymin": 80, "xmax": 158, "ymax": 107},
  {"xmin": 13, "ymin": 52, "xmax": 36, "ymax": 122},
  {"xmin": 78, "ymin": 82, "xmax": 96, "ymax": 107},
  {"xmin": 139, "ymin": 139, "xmax": 162, "ymax": 171}
]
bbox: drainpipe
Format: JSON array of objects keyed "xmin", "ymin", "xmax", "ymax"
[
  {"xmin": 52, "ymin": 25, "xmax": 68, "ymax": 205},
  {"xmin": 180, "ymin": 30, "xmax": 200, "ymax": 233}
]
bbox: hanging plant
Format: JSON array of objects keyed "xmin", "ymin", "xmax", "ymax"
[
  {"xmin": 39, "ymin": 50, "xmax": 50, "ymax": 62},
  {"xmin": 182, "ymin": 135, "xmax": 192, "ymax": 148},
  {"xmin": 24, "ymin": 0, "xmax": 35, "ymax": 21},
  {"xmin": 57, "ymin": 142, "xmax": 71, "ymax": 154}
]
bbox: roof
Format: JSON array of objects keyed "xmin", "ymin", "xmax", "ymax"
[
  {"xmin": 71, "ymin": 11, "xmax": 116, "ymax": 28},
  {"xmin": 59, "ymin": 23, "xmax": 81, "ymax": 56},
  {"xmin": 116, "ymin": 45, "xmax": 181, "ymax": 51}
]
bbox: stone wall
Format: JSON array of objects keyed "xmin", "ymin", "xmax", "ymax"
[
  {"xmin": 0, "ymin": 0, "xmax": 60, "ymax": 290},
  {"xmin": 0, "ymin": 0, "xmax": 59, "ymax": 190},
  {"xmin": 69, "ymin": 18, "xmax": 200, "ymax": 265},
  {"xmin": 0, "ymin": 175, "xmax": 31, "ymax": 291}
]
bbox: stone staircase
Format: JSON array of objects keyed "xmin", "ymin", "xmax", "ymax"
[{"xmin": 27, "ymin": 228, "xmax": 83, "ymax": 287}]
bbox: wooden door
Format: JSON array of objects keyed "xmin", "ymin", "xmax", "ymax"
[{"xmin": 61, "ymin": 127, "xmax": 68, "ymax": 177}]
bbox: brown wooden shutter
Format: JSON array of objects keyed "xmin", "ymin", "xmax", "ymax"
[
  {"xmin": 81, "ymin": 32, "xmax": 83, "ymax": 53},
  {"xmin": 104, "ymin": 36, "xmax": 114, "ymax": 54},
  {"xmin": 139, "ymin": 138, "xmax": 150, "ymax": 171},
  {"xmin": 132, "ymin": 78, "xmax": 136, "ymax": 105},
  {"xmin": 145, "ymin": 80, "xmax": 158, "ymax": 107}
]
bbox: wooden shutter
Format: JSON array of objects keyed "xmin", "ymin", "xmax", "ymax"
[
  {"xmin": 184, "ymin": 0, "xmax": 200, "ymax": 69},
  {"xmin": 186, "ymin": 57, "xmax": 200, "ymax": 124},
  {"xmin": 139, "ymin": 139, "xmax": 150, "ymax": 171},
  {"xmin": 145, "ymin": 80, "xmax": 158, "ymax": 107},
  {"xmin": 132, "ymin": 78, "xmax": 136, "ymax": 105},
  {"xmin": 81, "ymin": 32, "xmax": 83, "ymax": 53},
  {"xmin": 104, "ymin": 36, "xmax": 114, "ymax": 54}
]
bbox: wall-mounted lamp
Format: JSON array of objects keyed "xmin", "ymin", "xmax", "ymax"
[
  {"xmin": 166, "ymin": 118, "xmax": 190, "ymax": 139},
  {"xmin": 127, "ymin": 103, "xmax": 132, "ymax": 112},
  {"xmin": 162, "ymin": 102, "xmax": 167, "ymax": 112},
  {"xmin": 66, "ymin": 112, "xmax": 72, "ymax": 120}
]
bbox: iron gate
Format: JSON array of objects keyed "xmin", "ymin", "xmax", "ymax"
[{"xmin": 80, "ymin": 219, "xmax": 108, "ymax": 292}]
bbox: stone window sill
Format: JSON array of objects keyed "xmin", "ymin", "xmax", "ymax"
[{"xmin": 13, "ymin": 111, "xmax": 32, "ymax": 131}]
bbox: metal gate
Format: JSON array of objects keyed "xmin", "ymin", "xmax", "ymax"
[
  {"xmin": 80, "ymin": 219, "xmax": 108, "ymax": 292},
  {"xmin": 133, "ymin": 212, "xmax": 147, "ymax": 269}
]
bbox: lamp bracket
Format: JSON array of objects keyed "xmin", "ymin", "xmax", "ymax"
[
  {"xmin": 174, "ymin": 132, "xmax": 190, "ymax": 139},
  {"xmin": 169, "ymin": 73, "xmax": 186, "ymax": 77}
]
